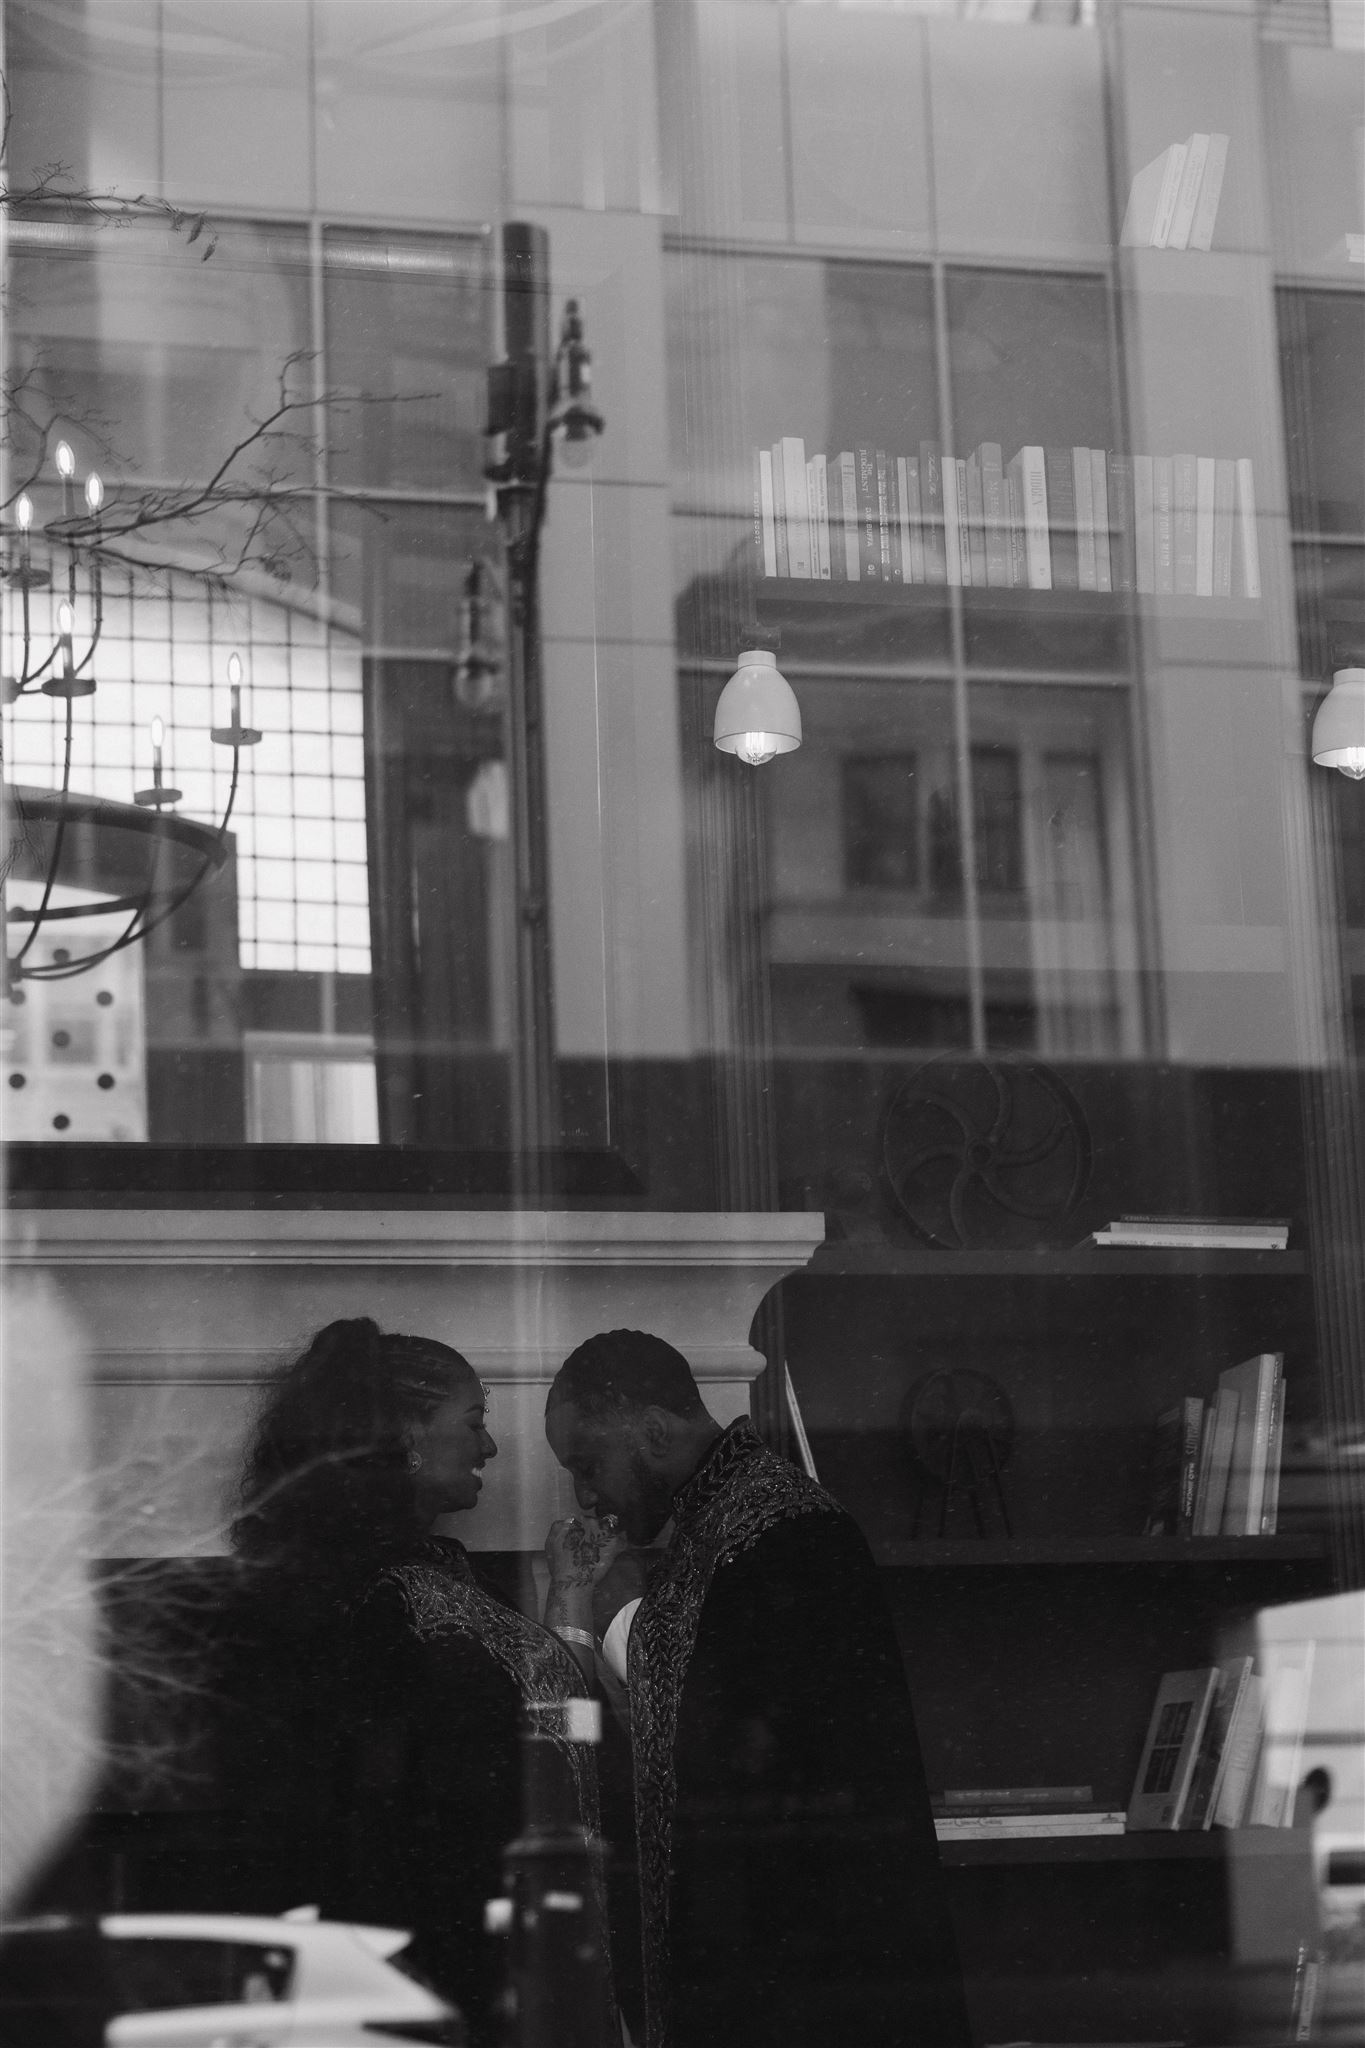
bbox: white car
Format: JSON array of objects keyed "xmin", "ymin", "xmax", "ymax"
[{"xmin": 0, "ymin": 1907, "xmax": 465, "ymax": 2047}]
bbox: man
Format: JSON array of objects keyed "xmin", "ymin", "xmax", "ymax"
[{"xmin": 545, "ymin": 1329, "xmax": 970, "ymax": 2048}]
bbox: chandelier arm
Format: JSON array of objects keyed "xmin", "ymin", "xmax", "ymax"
[
  {"xmin": 71, "ymin": 553, "xmax": 105, "ymax": 678},
  {"xmin": 28, "ymin": 753, "xmax": 243, "ymax": 981},
  {"xmin": 12, "ymin": 698, "xmax": 77, "ymax": 969}
]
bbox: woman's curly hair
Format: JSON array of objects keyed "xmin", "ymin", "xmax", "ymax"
[{"xmin": 232, "ymin": 1317, "xmax": 474, "ymax": 1579}]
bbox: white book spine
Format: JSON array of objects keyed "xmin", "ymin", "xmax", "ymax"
[
  {"xmin": 1074, "ymin": 445, "xmax": 1097, "ymax": 590},
  {"xmin": 1091, "ymin": 448, "xmax": 1113, "ymax": 591},
  {"xmin": 1235, "ymin": 458, "xmax": 1261, "ymax": 599},
  {"xmin": 1152, "ymin": 142, "xmax": 1189, "ymax": 248},
  {"xmin": 837, "ymin": 452, "xmax": 860, "ymax": 581},
  {"xmin": 895, "ymin": 456, "xmax": 913, "ymax": 581},
  {"xmin": 1009, "ymin": 447, "xmax": 1052, "ymax": 590},
  {"xmin": 1195, "ymin": 454, "xmax": 1216, "ymax": 597},
  {"xmin": 1167, "ymin": 132, "xmax": 1210, "ymax": 250},
  {"xmin": 1188, "ymin": 133, "xmax": 1229, "ymax": 252},
  {"xmin": 942, "ymin": 453, "xmax": 964, "ymax": 587},
  {"xmin": 758, "ymin": 449, "xmax": 777, "ymax": 578},
  {"xmin": 781, "ymin": 437, "xmax": 811, "ymax": 578},
  {"xmin": 809, "ymin": 453, "xmax": 831, "ymax": 580}
]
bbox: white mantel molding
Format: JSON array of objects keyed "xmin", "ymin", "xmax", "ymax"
[
  {"xmin": 7, "ymin": 1209, "xmax": 826, "ymax": 1555},
  {"xmin": 5, "ymin": 1209, "xmax": 824, "ymax": 1269}
]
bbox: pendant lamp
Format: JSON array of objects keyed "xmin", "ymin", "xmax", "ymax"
[
  {"xmin": 1311, "ymin": 666, "xmax": 1365, "ymax": 780},
  {"xmin": 712, "ymin": 648, "xmax": 802, "ymax": 767}
]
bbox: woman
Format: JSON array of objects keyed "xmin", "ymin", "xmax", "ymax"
[{"xmin": 225, "ymin": 1317, "xmax": 619, "ymax": 2045}]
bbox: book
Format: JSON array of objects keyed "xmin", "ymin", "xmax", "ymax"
[
  {"xmin": 1235, "ymin": 457, "xmax": 1260, "ymax": 598},
  {"xmin": 876, "ymin": 448, "xmax": 901, "ymax": 583},
  {"xmin": 1212, "ymin": 457, "xmax": 1235, "ymax": 598},
  {"xmin": 756, "ymin": 449, "xmax": 777, "ymax": 577},
  {"xmin": 1074, "ymin": 444, "xmax": 1097, "ymax": 591},
  {"xmin": 1091, "ymin": 1227, "xmax": 1288, "ymax": 1249},
  {"xmin": 1193, "ymin": 1382, "xmax": 1241, "ymax": 1535},
  {"xmin": 942, "ymin": 1785, "xmax": 1094, "ymax": 1811},
  {"xmin": 1134, "ymin": 454, "xmax": 1155, "ymax": 594},
  {"xmin": 902, "ymin": 455, "xmax": 925, "ymax": 584},
  {"xmin": 1005, "ymin": 471, "xmax": 1027, "ymax": 588},
  {"xmin": 826, "ymin": 451, "xmax": 848, "ymax": 582},
  {"xmin": 1127, "ymin": 1666, "xmax": 1221, "ymax": 1829},
  {"xmin": 935, "ymin": 1812, "xmax": 1125, "ymax": 1840},
  {"xmin": 1044, "ymin": 445, "xmax": 1079, "ymax": 590},
  {"xmin": 1195, "ymin": 454, "xmax": 1216, "ymax": 597},
  {"xmin": 919, "ymin": 441, "xmax": 946, "ymax": 584},
  {"xmin": 856, "ymin": 446, "xmax": 881, "ymax": 582},
  {"xmin": 1219, "ymin": 1352, "xmax": 1282, "ymax": 1536},
  {"xmin": 835, "ymin": 451, "xmax": 859, "ymax": 580},
  {"xmin": 1143, "ymin": 1395, "xmax": 1206, "ymax": 1537},
  {"xmin": 1188, "ymin": 132, "xmax": 1229, "ymax": 252},
  {"xmin": 777, "ymin": 436, "xmax": 811, "ymax": 578},
  {"xmin": 1248, "ymin": 1639, "xmax": 1314, "ymax": 1826},
  {"xmin": 964, "ymin": 448, "xmax": 988, "ymax": 588},
  {"xmin": 942, "ymin": 451, "xmax": 964, "ymax": 587},
  {"xmin": 1121, "ymin": 143, "xmax": 1188, "ymax": 249},
  {"xmin": 1183, "ymin": 1655, "xmax": 1256, "ymax": 1830},
  {"xmin": 1167, "ymin": 132, "xmax": 1210, "ymax": 251},
  {"xmin": 807, "ymin": 451, "xmax": 831, "ymax": 580},
  {"xmin": 1172, "ymin": 452, "xmax": 1198, "ymax": 594},
  {"xmin": 979, "ymin": 442, "xmax": 1009, "ymax": 588},
  {"xmin": 771, "ymin": 440, "xmax": 790, "ymax": 577},
  {"xmin": 1153, "ymin": 454, "xmax": 1175, "ymax": 596},
  {"xmin": 1099, "ymin": 1215, "xmax": 1290, "ymax": 1241},
  {"xmin": 1108, "ymin": 453, "xmax": 1135, "ymax": 592},
  {"xmin": 1211, "ymin": 1668, "xmax": 1265, "ymax": 1828},
  {"xmin": 1261, "ymin": 1373, "xmax": 1286, "ymax": 1535},
  {"xmin": 1090, "ymin": 448, "xmax": 1113, "ymax": 592},
  {"xmin": 1007, "ymin": 446, "xmax": 1051, "ymax": 589}
]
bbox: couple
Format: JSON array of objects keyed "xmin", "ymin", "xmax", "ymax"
[{"xmin": 229, "ymin": 1320, "xmax": 967, "ymax": 2048}]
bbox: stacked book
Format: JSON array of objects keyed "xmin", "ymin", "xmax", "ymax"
[
  {"xmin": 1120, "ymin": 132, "xmax": 1230, "ymax": 251},
  {"xmin": 933, "ymin": 1785, "xmax": 1124, "ymax": 1842},
  {"xmin": 1127, "ymin": 1642, "xmax": 1315, "ymax": 1832},
  {"xmin": 753, "ymin": 438, "xmax": 1260, "ymax": 599},
  {"xmin": 1090, "ymin": 1215, "xmax": 1289, "ymax": 1250},
  {"xmin": 1141, "ymin": 1353, "xmax": 1287, "ymax": 1540}
]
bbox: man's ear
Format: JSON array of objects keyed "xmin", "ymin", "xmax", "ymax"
[{"xmin": 639, "ymin": 1406, "xmax": 673, "ymax": 1461}]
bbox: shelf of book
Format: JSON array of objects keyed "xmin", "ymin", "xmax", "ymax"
[
  {"xmin": 753, "ymin": 578, "xmax": 1261, "ymax": 623},
  {"xmin": 809, "ymin": 1244, "xmax": 1307, "ymax": 1278},
  {"xmin": 875, "ymin": 1535, "xmax": 1327, "ymax": 1568},
  {"xmin": 937, "ymin": 1826, "xmax": 1315, "ymax": 1868}
]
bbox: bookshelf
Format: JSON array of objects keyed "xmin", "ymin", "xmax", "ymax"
[{"xmin": 667, "ymin": 6, "xmax": 1360, "ymax": 2044}]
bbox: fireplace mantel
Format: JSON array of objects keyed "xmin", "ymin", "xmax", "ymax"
[{"xmin": 8, "ymin": 1209, "xmax": 826, "ymax": 1553}]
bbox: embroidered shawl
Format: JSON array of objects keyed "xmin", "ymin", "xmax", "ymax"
[
  {"xmin": 626, "ymin": 1422, "xmax": 843, "ymax": 2048},
  {"xmin": 364, "ymin": 1537, "xmax": 602, "ymax": 1842}
]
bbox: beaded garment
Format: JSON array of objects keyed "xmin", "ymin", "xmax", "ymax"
[{"xmin": 626, "ymin": 1421, "xmax": 842, "ymax": 2048}]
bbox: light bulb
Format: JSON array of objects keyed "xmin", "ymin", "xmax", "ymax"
[
  {"xmin": 55, "ymin": 442, "xmax": 75, "ymax": 478},
  {"xmin": 227, "ymin": 652, "xmax": 243, "ymax": 688},
  {"xmin": 16, "ymin": 494, "xmax": 33, "ymax": 531},
  {"xmin": 151, "ymin": 716, "xmax": 165, "ymax": 751},
  {"xmin": 735, "ymin": 731, "xmax": 780, "ymax": 768},
  {"xmin": 57, "ymin": 601, "xmax": 75, "ymax": 636},
  {"xmin": 1336, "ymin": 750, "xmax": 1365, "ymax": 780},
  {"xmin": 85, "ymin": 472, "xmax": 103, "ymax": 512}
]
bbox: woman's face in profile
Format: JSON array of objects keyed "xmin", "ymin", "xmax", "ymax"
[{"xmin": 409, "ymin": 1374, "xmax": 497, "ymax": 1519}]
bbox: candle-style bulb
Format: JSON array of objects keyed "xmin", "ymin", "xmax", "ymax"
[
  {"xmin": 55, "ymin": 442, "xmax": 75, "ymax": 478},
  {"xmin": 16, "ymin": 494, "xmax": 33, "ymax": 531},
  {"xmin": 226, "ymin": 652, "xmax": 243, "ymax": 688},
  {"xmin": 151, "ymin": 715, "xmax": 165, "ymax": 752},
  {"xmin": 85, "ymin": 473, "xmax": 103, "ymax": 512},
  {"xmin": 57, "ymin": 601, "xmax": 75, "ymax": 636}
]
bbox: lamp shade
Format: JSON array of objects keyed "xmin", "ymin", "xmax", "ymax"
[
  {"xmin": 1311, "ymin": 667, "xmax": 1365, "ymax": 780},
  {"xmin": 712, "ymin": 649, "xmax": 802, "ymax": 767}
]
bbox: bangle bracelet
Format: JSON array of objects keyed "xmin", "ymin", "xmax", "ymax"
[{"xmin": 554, "ymin": 1625, "xmax": 595, "ymax": 1648}]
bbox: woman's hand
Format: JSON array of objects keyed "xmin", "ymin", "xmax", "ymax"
[{"xmin": 545, "ymin": 1512, "xmax": 624, "ymax": 1591}]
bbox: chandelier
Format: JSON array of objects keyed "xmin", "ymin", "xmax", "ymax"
[{"xmin": 2, "ymin": 444, "xmax": 261, "ymax": 995}]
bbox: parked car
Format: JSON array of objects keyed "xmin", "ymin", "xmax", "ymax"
[{"xmin": 0, "ymin": 1908, "xmax": 465, "ymax": 2047}]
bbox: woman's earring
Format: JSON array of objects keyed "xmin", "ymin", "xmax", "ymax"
[{"xmin": 406, "ymin": 1448, "xmax": 423, "ymax": 1473}]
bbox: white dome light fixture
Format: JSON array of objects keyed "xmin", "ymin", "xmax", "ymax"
[
  {"xmin": 1311, "ymin": 666, "xmax": 1365, "ymax": 780},
  {"xmin": 713, "ymin": 648, "xmax": 802, "ymax": 768}
]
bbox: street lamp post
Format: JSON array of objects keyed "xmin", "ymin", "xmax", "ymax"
[{"xmin": 478, "ymin": 222, "xmax": 602, "ymax": 1193}]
